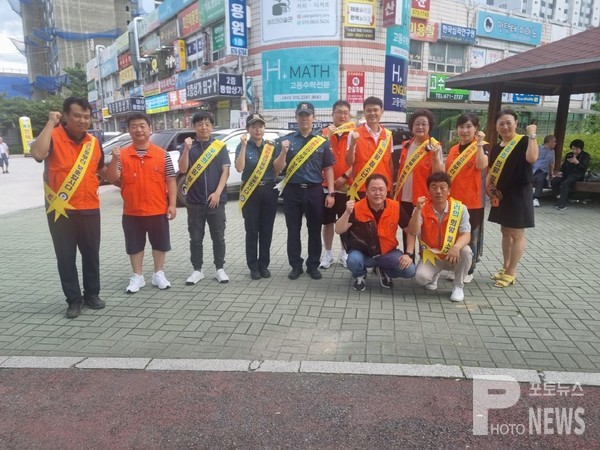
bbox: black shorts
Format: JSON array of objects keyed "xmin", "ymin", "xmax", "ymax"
[
  {"xmin": 323, "ymin": 192, "xmax": 349, "ymax": 225},
  {"xmin": 122, "ymin": 214, "xmax": 171, "ymax": 254}
]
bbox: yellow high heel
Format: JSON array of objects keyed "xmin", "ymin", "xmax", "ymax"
[
  {"xmin": 494, "ymin": 273, "xmax": 516, "ymax": 288},
  {"xmin": 490, "ymin": 268, "xmax": 505, "ymax": 280}
]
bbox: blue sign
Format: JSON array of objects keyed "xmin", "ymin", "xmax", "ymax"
[
  {"xmin": 175, "ymin": 69, "xmax": 197, "ymax": 90},
  {"xmin": 158, "ymin": 0, "xmax": 195, "ymax": 23},
  {"xmin": 512, "ymin": 94, "xmax": 541, "ymax": 105},
  {"xmin": 440, "ymin": 23, "xmax": 476, "ymax": 44},
  {"xmin": 383, "ymin": 55, "xmax": 407, "ymax": 112},
  {"xmin": 476, "ymin": 11, "xmax": 542, "ymax": 46},
  {"xmin": 246, "ymin": 77, "xmax": 253, "ymax": 104},
  {"xmin": 227, "ymin": 0, "xmax": 247, "ymax": 56},
  {"xmin": 261, "ymin": 47, "xmax": 340, "ymax": 110},
  {"xmin": 145, "ymin": 93, "xmax": 170, "ymax": 114}
]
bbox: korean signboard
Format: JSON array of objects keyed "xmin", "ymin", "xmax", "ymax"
[
  {"xmin": 200, "ymin": 0, "xmax": 225, "ymax": 26},
  {"xmin": 159, "ymin": 19, "xmax": 178, "ymax": 46},
  {"xmin": 178, "ymin": 2, "xmax": 200, "ymax": 38},
  {"xmin": 118, "ymin": 66, "xmax": 136, "ymax": 85},
  {"xmin": 168, "ymin": 89, "xmax": 201, "ymax": 110},
  {"xmin": 261, "ymin": 0, "xmax": 339, "ymax": 43},
  {"xmin": 108, "ymin": 97, "xmax": 146, "ymax": 115},
  {"xmin": 186, "ymin": 73, "xmax": 243, "ymax": 100},
  {"xmin": 226, "ymin": 0, "xmax": 248, "ymax": 56},
  {"xmin": 261, "ymin": 46, "xmax": 340, "ymax": 109},
  {"xmin": 175, "ymin": 40, "xmax": 187, "ymax": 72},
  {"xmin": 138, "ymin": 9, "xmax": 160, "ymax": 39},
  {"xmin": 186, "ymin": 36, "xmax": 203, "ymax": 62},
  {"xmin": 411, "ymin": 0, "xmax": 430, "ymax": 19},
  {"xmin": 410, "ymin": 19, "xmax": 438, "ymax": 43},
  {"xmin": 383, "ymin": 55, "xmax": 407, "ymax": 111},
  {"xmin": 383, "ymin": 0, "xmax": 403, "ymax": 27},
  {"xmin": 346, "ymin": 72, "xmax": 365, "ymax": 104},
  {"xmin": 476, "ymin": 11, "xmax": 542, "ymax": 46},
  {"xmin": 440, "ymin": 23, "xmax": 476, "ymax": 44},
  {"xmin": 213, "ymin": 21, "xmax": 226, "ymax": 51},
  {"xmin": 146, "ymin": 93, "xmax": 170, "ymax": 114},
  {"xmin": 428, "ymin": 73, "xmax": 470, "ymax": 101},
  {"xmin": 118, "ymin": 52, "xmax": 132, "ymax": 71},
  {"xmin": 344, "ymin": 0, "xmax": 376, "ymax": 40}
]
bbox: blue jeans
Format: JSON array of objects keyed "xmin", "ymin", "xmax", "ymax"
[{"xmin": 346, "ymin": 249, "xmax": 416, "ymax": 278}]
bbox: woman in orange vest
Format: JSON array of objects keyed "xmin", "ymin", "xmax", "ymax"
[{"xmin": 445, "ymin": 113, "xmax": 488, "ymax": 283}]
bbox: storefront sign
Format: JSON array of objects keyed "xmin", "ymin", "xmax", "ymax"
[
  {"xmin": 411, "ymin": 0, "xmax": 430, "ymax": 19},
  {"xmin": 186, "ymin": 73, "xmax": 243, "ymax": 100},
  {"xmin": 118, "ymin": 66, "xmax": 136, "ymax": 85},
  {"xmin": 410, "ymin": 18, "xmax": 438, "ymax": 43},
  {"xmin": 383, "ymin": 55, "xmax": 407, "ymax": 111},
  {"xmin": 186, "ymin": 35, "xmax": 203, "ymax": 62},
  {"xmin": 138, "ymin": 9, "xmax": 160, "ymax": 38},
  {"xmin": 261, "ymin": 46, "xmax": 340, "ymax": 109},
  {"xmin": 440, "ymin": 23, "xmax": 476, "ymax": 44},
  {"xmin": 476, "ymin": 11, "xmax": 542, "ymax": 46},
  {"xmin": 115, "ymin": 32, "xmax": 130, "ymax": 54},
  {"xmin": 143, "ymin": 81, "xmax": 161, "ymax": 97},
  {"xmin": 226, "ymin": 0, "xmax": 248, "ymax": 56},
  {"xmin": 108, "ymin": 97, "xmax": 146, "ymax": 115},
  {"xmin": 146, "ymin": 93, "xmax": 170, "ymax": 114},
  {"xmin": 118, "ymin": 52, "xmax": 132, "ymax": 71},
  {"xmin": 159, "ymin": 19, "xmax": 179, "ymax": 46},
  {"xmin": 178, "ymin": 2, "xmax": 201, "ymax": 38},
  {"xmin": 168, "ymin": 88, "xmax": 201, "ymax": 110},
  {"xmin": 428, "ymin": 73, "xmax": 469, "ymax": 101},
  {"xmin": 213, "ymin": 21, "xmax": 226, "ymax": 51},
  {"xmin": 175, "ymin": 40, "xmax": 187, "ymax": 72},
  {"xmin": 344, "ymin": 0, "xmax": 376, "ymax": 40},
  {"xmin": 159, "ymin": 75, "xmax": 177, "ymax": 93},
  {"xmin": 200, "ymin": 0, "xmax": 226, "ymax": 26},
  {"xmin": 140, "ymin": 33, "xmax": 160, "ymax": 57},
  {"xmin": 346, "ymin": 72, "xmax": 365, "ymax": 104},
  {"xmin": 383, "ymin": 0, "xmax": 403, "ymax": 27},
  {"xmin": 158, "ymin": 0, "xmax": 195, "ymax": 23}
]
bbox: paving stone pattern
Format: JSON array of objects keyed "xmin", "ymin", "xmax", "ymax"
[{"xmin": 1, "ymin": 189, "xmax": 599, "ymax": 372}]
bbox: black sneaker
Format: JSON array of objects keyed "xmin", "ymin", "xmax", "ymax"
[
  {"xmin": 555, "ymin": 204, "xmax": 567, "ymax": 211},
  {"xmin": 306, "ymin": 268, "xmax": 322, "ymax": 280},
  {"xmin": 250, "ymin": 269, "xmax": 261, "ymax": 280},
  {"xmin": 83, "ymin": 295, "xmax": 105, "ymax": 310},
  {"xmin": 288, "ymin": 267, "xmax": 304, "ymax": 280},
  {"xmin": 66, "ymin": 302, "xmax": 82, "ymax": 319},
  {"xmin": 259, "ymin": 268, "xmax": 271, "ymax": 278},
  {"xmin": 353, "ymin": 276, "xmax": 366, "ymax": 292},
  {"xmin": 374, "ymin": 267, "xmax": 393, "ymax": 289}
]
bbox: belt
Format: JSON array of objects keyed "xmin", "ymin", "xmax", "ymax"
[
  {"xmin": 257, "ymin": 181, "xmax": 275, "ymax": 186},
  {"xmin": 289, "ymin": 183, "xmax": 321, "ymax": 189}
]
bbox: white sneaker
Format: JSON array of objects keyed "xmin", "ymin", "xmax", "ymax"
[
  {"xmin": 450, "ymin": 287, "xmax": 465, "ymax": 302},
  {"xmin": 425, "ymin": 273, "xmax": 439, "ymax": 291},
  {"xmin": 338, "ymin": 249, "xmax": 348, "ymax": 268},
  {"xmin": 463, "ymin": 273, "xmax": 474, "ymax": 284},
  {"xmin": 533, "ymin": 198, "xmax": 540, "ymax": 207},
  {"xmin": 186, "ymin": 270, "xmax": 204, "ymax": 285},
  {"xmin": 126, "ymin": 273, "xmax": 145, "ymax": 294},
  {"xmin": 214, "ymin": 268, "xmax": 230, "ymax": 283},
  {"xmin": 319, "ymin": 252, "xmax": 334, "ymax": 269},
  {"xmin": 152, "ymin": 270, "xmax": 171, "ymax": 289},
  {"xmin": 446, "ymin": 271, "xmax": 455, "ymax": 281}
]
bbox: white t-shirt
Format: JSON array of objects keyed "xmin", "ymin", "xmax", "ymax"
[{"xmin": 0, "ymin": 143, "xmax": 8, "ymax": 155}]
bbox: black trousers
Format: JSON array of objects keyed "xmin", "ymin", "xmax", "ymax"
[
  {"xmin": 551, "ymin": 174, "xmax": 581, "ymax": 207},
  {"xmin": 186, "ymin": 202, "xmax": 226, "ymax": 270},
  {"xmin": 533, "ymin": 169, "xmax": 548, "ymax": 199},
  {"xmin": 47, "ymin": 213, "xmax": 101, "ymax": 305},
  {"xmin": 283, "ymin": 184, "xmax": 324, "ymax": 271},
  {"xmin": 242, "ymin": 184, "xmax": 278, "ymax": 271}
]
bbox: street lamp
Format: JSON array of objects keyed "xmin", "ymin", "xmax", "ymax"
[{"xmin": 95, "ymin": 44, "xmax": 106, "ymax": 127}]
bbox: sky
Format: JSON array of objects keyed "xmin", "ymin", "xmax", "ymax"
[{"xmin": 0, "ymin": 0, "xmax": 27, "ymax": 72}]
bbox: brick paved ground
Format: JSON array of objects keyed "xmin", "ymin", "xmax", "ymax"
[{"xmin": 1, "ymin": 160, "xmax": 599, "ymax": 372}]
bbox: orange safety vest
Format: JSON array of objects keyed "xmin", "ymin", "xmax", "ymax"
[
  {"xmin": 420, "ymin": 198, "xmax": 460, "ymax": 259},
  {"xmin": 322, "ymin": 127, "xmax": 352, "ymax": 187},
  {"xmin": 120, "ymin": 143, "xmax": 168, "ymax": 216},
  {"xmin": 353, "ymin": 197, "xmax": 400, "ymax": 255},
  {"xmin": 445, "ymin": 140, "xmax": 485, "ymax": 209},
  {"xmin": 45, "ymin": 126, "xmax": 102, "ymax": 210},
  {"xmin": 397, "ymin": 138, "xmax": 436, "ymax": 205},
  {"xmin": 352, "ymin": 124, "xmax": 392, "ymax": 192}
]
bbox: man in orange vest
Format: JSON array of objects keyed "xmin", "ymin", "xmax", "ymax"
[
  {"xmin": 105, "ymin": 112, "xmax": 177, "ymax": 294},
  {"xmin": 408, "ymin": 172, "xmax": 472, "ymax": 302},
  {"xmin": 30, "ymin": 97, "xmax": 106, "ymax": 319},
  {"xmin": 335, "ymin": 174, "xmax": 416, "ymax": 292}
]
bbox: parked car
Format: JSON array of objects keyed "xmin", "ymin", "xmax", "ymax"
[
  {"xmin": 380, "ymin": 121, "xmax": 412, "ymax": 176},
  {"xmin": 87, "ymin": 130, "xmax": 124, "ymax": 144}
]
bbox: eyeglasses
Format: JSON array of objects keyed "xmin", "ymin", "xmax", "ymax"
[
  {"xmin": 334, "ymin": 110, "xmax": 350, "ymax": 116},
  {"xmin": 129, "ymin": 124, "xmax": 148, "ymax": 130}
]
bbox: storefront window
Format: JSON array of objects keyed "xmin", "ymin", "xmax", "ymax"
[
  {"xmin": 428, "ymin": 43, "xmax": 465, "ymax": 73},
  {"xmin": 409, "ymin": 41, "xmax": 423, "ymax": 70}
]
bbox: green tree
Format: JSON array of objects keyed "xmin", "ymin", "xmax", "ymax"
[
  {"xmin": 583, "ymin": 93, "xmax": 600, "ymax": 133},
  {"xmin": 62, "ymin": 63, "xmax": 88, "ymax": 99}
]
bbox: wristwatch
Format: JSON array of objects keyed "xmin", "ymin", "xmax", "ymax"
[{"xmin": 406, "ymin": 252, "xmax": 415, "ymax": 259}]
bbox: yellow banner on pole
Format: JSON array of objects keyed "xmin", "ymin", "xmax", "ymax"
[{"xmin": 19, "ymin": 116, "xmax": 34, "ymax": 156}]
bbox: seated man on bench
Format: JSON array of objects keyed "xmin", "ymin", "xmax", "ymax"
[{"xmin": 551, "ymin": 139, "xmax": 590, "ymax": 211}]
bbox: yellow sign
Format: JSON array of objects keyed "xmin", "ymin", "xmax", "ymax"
[
  {"xmin": 18, "ymin": 116, "xmax": 34, "ymax": 155},
  {"xmin": 102, "ymin": 108, "xmax": 110, "ymax": 118},
  {"xmin": 411, "ymin": 8, "xmax": 429, "ymax": 19},
  {"xmin": 217, "ymin": 100, "xmax": 230, "ymax": 108},
  {"xmin": 176, "ymin": 39, "xmax": 187, "ymax": 72},
  {"xmin": 119, "ymin": 65, "xmax": 136, "ymax": 85}
]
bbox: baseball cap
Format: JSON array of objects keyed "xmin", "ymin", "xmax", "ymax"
[
  {"xmin": 246, "ymin": 113, "xmax": 266, "ymax": 126},
  {"xmin": 295, "ymin": 102, "xmax": 315, "ymax": 115}
]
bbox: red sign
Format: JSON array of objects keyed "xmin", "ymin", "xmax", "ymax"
[
  {"xmin": 383, "ymin": 0, "xmax": 399, "ymax": 28},
  {"xmin": 411, "ymin": 0, "xmax": 430, "ymax": 19},
  {"xmin": 168, "ymin": 89, "xmax": 201, "ymax": 110},
  {"xmin": 410, "ymin": 19, "xmax": 438, "ymax": 42},
  {"xmin": 118, "ymin": 52, "xmax": 131, "ymax": 71},
  {"xmin": 159, "ymin": 75, "xmax": 176, "ymax": 93},
  {"xmin": 346, "ymin": 72, "xmax": 365, "ymax": 104},
  {"xmin": 178, "ymin": 2, "xmax": 200, "ymax": 38}
]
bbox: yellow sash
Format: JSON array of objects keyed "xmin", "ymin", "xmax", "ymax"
[
  {"xmin": 393, "ymin": 137, "xmax": 439, "ymax": 201},
  {"xmin": 447, "ymin": 140, "xmax": 479, "ymax": 181},
  {"xmin": 422, "ymin": 198, "xmax": 464, "ymax": 265},
  {"xmin": 44, "ymin": 137, "xmax": 96, "ymax": 222},
  {"xmin": 183, "ymin": 140, "xmax": 226, "ymax": 195},
  {"xmin": 333, "ymin": 122, "xmax": 355, "ymax": 136},
  {"xmin": 275, "ymin": 135, "xmax": 326, "ymax": 194},
  {"xmin": 347, "ymin": 129, "xmax": 392, "ymax": 200},
  {"xmin": 489, "ymin": 135, "xmax": 523, "ymax": 207},
  {"xmin": 239, "ymin": 142, "xmax": 275, "ymax": 210}
]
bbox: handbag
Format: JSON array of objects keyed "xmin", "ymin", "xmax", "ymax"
[
  {"xmin": 341, "ymin": 220, "xmax": 382, "ymax": 257},
  {"xmin": 584, "ymin": 170, "xmax": 600, "ymax": 182}
]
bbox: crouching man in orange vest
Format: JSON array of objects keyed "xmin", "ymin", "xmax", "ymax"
[
  {"xmin": 407, "ymin": 172, "xmax": 472, "ymax": 302},
  {"xmin": 105, "ymin": 112, "xmax": 177, "ymax": 294},
  {"xmin": 335, "ymin": 174, "xmax": 416, "ymax": 292}
]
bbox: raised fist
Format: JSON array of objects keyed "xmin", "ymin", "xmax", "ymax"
[
  {"xmin": 476, "ymin": 130, "xmax": 485, "ymax": 143},
  {"xmin": 526, "ymin": 123, "xmax": 537, "ymax": 136},
  {"xmin": 282, "ymin": 140, "xmax": 290, "ymax": 152},
  {"xmin": 48, "ymin": 111, "xmax": 62, "ymax": 126},
  {"xmin": 240, "ymin": 133, "xmax": 248, "ymax": 145},
  {"xmin": 112, "ymin": 147, "xmax": 121, "ymax": 160},
  {"xmin": 345, "ymin": 199, "xmax": 355, "ymax": 214},
  {"xmin": 184, "ymin": 137, "xmax": 193, "ymax": 150},
  {"xmin": 415, "ymin": 196, "xmax": 427, "ymax": 210}
]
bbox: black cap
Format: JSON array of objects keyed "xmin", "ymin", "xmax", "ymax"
[
  {"xmin": 246, "ymin": 113, "xmax": 266, "ymax": 126},
  {"xmin": 295, "ymin": 102, "xmax": 315, "ymax": 115}
]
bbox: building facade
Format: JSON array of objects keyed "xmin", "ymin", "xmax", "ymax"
[{"xmin": 488, "ymin": 0, "xmax": 600, "ymax": 28}]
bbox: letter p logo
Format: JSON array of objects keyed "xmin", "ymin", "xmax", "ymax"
[{"xmin": 473, "ymin": 375, "xmax": 520, "ymax": 435}]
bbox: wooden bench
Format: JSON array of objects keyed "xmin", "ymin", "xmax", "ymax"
[{"xmin": 573, "ymin": 182, "xmax": 600, "ymax": 194}]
